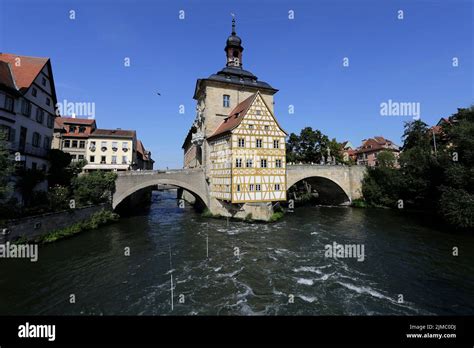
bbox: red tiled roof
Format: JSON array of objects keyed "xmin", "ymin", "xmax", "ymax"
[
  {"xmin": 137, "ymin": 139, "xmax": 151, "ymax": 161},
  {"xmin": 92, "ymin": 128, "xmax": 136, "ymax": 138},
  {"xmin": 0, "ymin": 53, "xmax": 49, "ymax": 91},
  {"xmin": 355, "ymin": 136, "xmax": 398, "ymax": 154},
  {"xmin": 55, "ymin": 117, "xmax": 96, "ymax": 127},
  {"xmin": 209, "ymin": 93, "xmax": 257, "ymax": 139}
]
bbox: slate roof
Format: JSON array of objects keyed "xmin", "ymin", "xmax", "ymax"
[{"xmin": 193, "ymin": 66, "xmax": 278, "ymax": 99}]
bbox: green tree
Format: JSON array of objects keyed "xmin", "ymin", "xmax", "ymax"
[
  {"xmin": 47, "ymin": 149, "xmax": 72, "ymax": 187},
  {"xmin": 15, "ymin": 168, "xmax": 45, "ymax": 206},
  {"xmin": 72, "ymin": 171, "xmax": 117, "ymax": 205},
  {"xmin": 286, "ymin": 127, "xmax": 341, "ymax": 163},
  {"xmin": 376, "ymin": 150, "xmax": 396, "ymax": 168}
]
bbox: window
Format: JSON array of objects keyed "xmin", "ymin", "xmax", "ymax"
[
  {"xmin": 122, "ymin": 156, "xmax": 128, "ymax": 164},
  {"xmin": 43, "ymin": 136, "xmax": 50, "ymax": 150},
  {"xmin": 21, "ymin": 100, "xmax": 31, "ymax": 116},
  {"xmin": 256, "ymin": 110, "xmax": 261, "ymax": 115},
  {"xmin": 256, "ymin": 139, "xmax": 262, "ymax": 148},
  {"xmin": 101, "ymin": 141, "xmax": 107, "ymax": 151},
  {"xmin": 78, "ymin": 155, "xmax": 84, "ymax": 160},
  {"xmin": 111, "ymin": 155, "xmax": 117, "ymax": 164},
  {"xmin": 275, "ymin": 184, "xmax": 281, "ymax": 191},
  {"xmin": 90, "ymin": 156, "xmax": 95, "ymax": 163},
  {"xmin": 122, "ymin": 142, "xmax": 128, "ymax": 149},
  {"xmin": 46, "ymin": 97, "xmax": 51, "ymax": 106},
  {"xmin": 71, "ymin": 155, "xmax": 77, "ymax": 161},
  {"xmin": 89, "ymin": 141, "xmax": 96, "ymax": 150},
  {"xmin": 235, "ymin": 158, "xmax": 242, "ymax": 168},
  {"xmin": 238, "ymin": 138, "xmax": 245, "ymax": 147},
  {"xmin": 32, "ymin": 162, "xmax": 37, "ymax": 170},
  {"xmin": 273, "ymin": 139, "xmax": 279, "ymax": 149},
  {"xmin": 47, "ymin": 114, "xmax": 54, "ymax": 128},
  {"xmin": 36, "ymin": 108, "xmax": 44, "ymax": 124},
  {"xmin": 275, "ymin": 159, "xmax": 282, "ymax": 168},
  {"xmin": 4, "ymin": 95, "xmax": 14, "ymax": 112},
  {"xmin": 72, "ymin": 140, "xmax": 78, "ymax": 148},
  {"xmin": 112, "ymin": 141, "xmax": 118, "ymax": 151},
  {"xmin": 256, "ymin": 184, "xmax": 261, "ymax": 191},
  {"xmin": 79, "ymin": 140, "xmax": 85, "ymax": 148},
  {"xmin": 79, "ymin": 126, "xmax": 86, "ymax": 133},
  {"xmin": 64, "ymin": 140, "xmax": 70, "ymax": 148},
  {"xmin": 248, "ymin": 124, "xmax": 254, "ymax": 129},
  {"xmin": 223, "ymin": 94, "xmax": 230, "ymax": 108},
  {"xmin": 264, "ymin": 125, "xmax": 269, "ymax": 131},
  {"xmin": 246, "ymin": 159, "xmax": 253, "ymax": 168},
  {"xmin": 32, "ymin": 88, "xmax": 37, "ymax": 97},
  {"xmin": 249, "ymin": 184, "xmax": 254, "ymax": 191},
  {"xmin": 237, "ymin": 184, "xmax": 241, "ymax": 192},
  {"xmin": 32, "ymin": 132, "xmax": 41, "ymax": 147},
  {"xmin": 101, "ymin": 156, "xmax": 106, "ymax": 164},
  {"xmin": 261, "ymin": 159, "xmax": 267, "ymax": 168},
  {"xmin": 41, "ymin": 77, "xmax": 46, "ymax": 86},
  {"xmin": 69, "ymin": 125, "xmax": 76, "ymax": 133}
]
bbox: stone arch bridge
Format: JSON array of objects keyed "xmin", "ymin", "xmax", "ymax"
[{"xmin": 113, "ymin": 165, "xmax": 366, "ymax": 210}]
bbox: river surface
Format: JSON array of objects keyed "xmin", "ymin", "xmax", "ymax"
[{"xmin": 1, "ymin": 190, "xmax": 473, "ymax": 315}]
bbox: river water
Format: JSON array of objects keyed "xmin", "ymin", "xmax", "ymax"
[{"xmin": 1, "ymin": 190, "xmax": 473, "ymax": 315}]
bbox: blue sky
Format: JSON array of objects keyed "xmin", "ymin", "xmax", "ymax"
[{"xmin": 1, "ymin": 0, "xmax": 472, "ymax": 168}]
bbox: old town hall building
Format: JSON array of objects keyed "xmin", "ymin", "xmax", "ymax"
[{"xmin": 182, "ymin": 18, "xmax": 287, "ymax": 218}]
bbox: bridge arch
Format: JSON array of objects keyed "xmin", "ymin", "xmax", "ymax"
[
  {"xmin": 113, "ymin": 170, "xmax": 208, "ymax": 210},
  {"xmin": 286, "ymin": 165, "xmax": 366, "ymax": 204},
  {"xmin": 287, "ymin": 176, "xmax": 351, "ymax": 205}
]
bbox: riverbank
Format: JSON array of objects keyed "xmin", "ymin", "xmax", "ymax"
[{"xmin": 2, "ymin": 205, "xmax": 119, "ymax": 244}]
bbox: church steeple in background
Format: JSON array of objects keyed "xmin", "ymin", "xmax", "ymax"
[{"xmin": 225, "ymin": 14, "xmax": 244, "ymax": 68}]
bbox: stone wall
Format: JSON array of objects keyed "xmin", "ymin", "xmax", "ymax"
[{"xmin": 0, "ymin": 204, "xmax": 108, "ymax": 242}]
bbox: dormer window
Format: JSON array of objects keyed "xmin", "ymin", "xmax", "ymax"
[
  {"xmin": 69, "ymin": 125, "xmax": 76, "ymax": 133},
  {"xmin": 79, "ymin": 126, "xmax": 86, "ymax": 133},
  {"xmin": 32, "ymin": 88, "xmax": 37, "ymax": 97}
]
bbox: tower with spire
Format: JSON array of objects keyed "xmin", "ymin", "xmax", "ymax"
[
  {"xmin": 225, "ymin": 16, "xmax": 244, "ymax": 68},
  {"xmin": 183, "ymin": 16, "xmax": 279, "ymax": 169},
  {"xmin": 181, "ymin": 16, "xmax": 286, "ymax": 220}
]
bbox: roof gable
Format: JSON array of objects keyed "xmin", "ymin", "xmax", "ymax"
[
  {"xmin": 0, "ymin": 53, "xmax": 49, "ymax": 91},
  {"xmin": 208, "ymin": 91, "xmax": 287, "ymax": 140}
]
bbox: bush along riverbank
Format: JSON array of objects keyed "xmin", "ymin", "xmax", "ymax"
[
  {"xmin": 357, "ymin": 107, "xmax": 474, "ymax": 232},
  {"xmin": 16, "ymin": 209, "xmax": 120, "ymax": 244}
]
